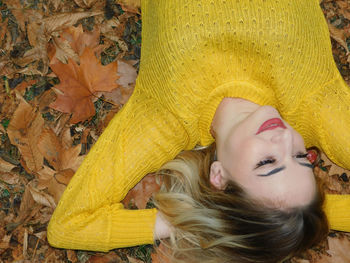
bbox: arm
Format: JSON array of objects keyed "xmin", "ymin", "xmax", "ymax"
[
  {"xmin": 324, "ymin": 195, "xmax": 350, "ymax": 232},
  {"xmin": 308, "ymin": 76, "xmax": 350, "ymax": 232},
  {"xmin": 47, "ymin": 90, "xmax": 188, "ymax": 251}
]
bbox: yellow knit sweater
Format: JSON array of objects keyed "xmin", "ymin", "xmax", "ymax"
[{"xmin": 47, "ymin": 0, "xmax": 350, "ymax": 251}]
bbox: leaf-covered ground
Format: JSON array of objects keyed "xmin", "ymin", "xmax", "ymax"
[{"xmin": 0, "ymin": 0, "xmax": 350, "ymax": 262}]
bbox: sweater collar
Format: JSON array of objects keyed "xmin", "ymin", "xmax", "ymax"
[{"xmin": 198, "ymin": 80, "xmax": 278, "ymax": 146}]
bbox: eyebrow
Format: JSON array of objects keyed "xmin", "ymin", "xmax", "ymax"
[{"xmin": 257, "ymin": 162, "xmax": 314, "ymax": 177}]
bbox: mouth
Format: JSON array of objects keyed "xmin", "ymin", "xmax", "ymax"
[{"xmin": 256, "ymin": 118, "xmax": 286, "ymax": 135}]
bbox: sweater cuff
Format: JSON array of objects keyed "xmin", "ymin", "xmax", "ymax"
[
  {"xmin": 198, "ymin": 80, "xmax": 277, "ymax": 146},
  {"xmin": 109, "ymin": 207, "xmax": 158, "ymax": 249},
  {"xmin": 324, "ymin": 194, "xmax": 350, "ymax": 232}
]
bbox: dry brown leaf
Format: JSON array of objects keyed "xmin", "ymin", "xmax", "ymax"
[
  {"xmin": 47, "ymin": 175, "xmax": 67, "ymax": 204},
  {"xmin": 151, "ymin": 243, "xmax": 172, "ymax": 263},
  {"xmin": 0, "ymin": 173, "xmax": 19, "ymax": 184},
  {"xmin": 50, "ymin": 24, "xmax": 101, "ymax": 64},
  {"xmin": 118, "ymin": 0, "xmax": 141, "ymax": 14},
  {"xmin": 28, "ymin": 184, "xmax": 56, "ymax": 208},
  {"xmin": 0, "ymin": 234, "xmax": 11, "ymax": 249},
  {"xmin": 62, "ymin": 24, "xmax": 101, "ymax": 56},
  {"xmin": 14, "ymin": 79, "xmax": 38, "ymax": 94},
  {"xmin": 66, "ymin": 250, "xmax": 78, "ymax": 263},
  {"xmin": 55, "ymin": 169, "xmax": 74, "ymax": 185},
  {"xmin": 36, "ymin": 89, "xmax": 56, "ymax": 111},
  {"xmin": 27, "ymin": 21, "xmax": 45, "ymax": 51},
  {"xmin": 60, "ymin": 144, "xmax": 84, "ymax": 171},
  {"xmin": 73, "ymin": 0, "xmax": 97, "ymax": 9},
  {"xmin": 43, "ymin": 11, "xmax": 103, "ymax": 34},
  {"xmin": 0, "ymin": 18, "xmax": 8, "ymax": 43},
  {"xmin": 127, "ymin": 256, "xmax": 145, "ymax": 263},
  {"xmin": 18, "ymin": 186, "xmax": 36, "ymax": 222},
  {"xmin": 48, "ymin": 0, "xmax": 62, "ymax": 11},
  {"xmin": 87, "ymin": 251, "xmax": 123, "ymax": 263},
  {"xmin": 49, "ymin": 47, "xmax": 119, "ymax": 123},
  {"xmin": 11, "ymin": 9, "xmax": 27, "ymax": 32},
  {"xmin": 7, "ymin": 99, "xmax": 44, "ymax": 173},
  {"xmin": 2, "ymin": 0, "xmax": 22, "ymax": 9},
  {"xmin": 116, "ymin": 60, "xmax": 138, "ymax": 88},
  {"xmin": 102, "ymin": 60, "xmax": 137, "ymax": 105},
  {"xmin": 51, "ymin": 36, "xmax": 80, "ymax": 64},
  {"xmin": 0, "ymin": 158, "xmax": 16, "ymax": 173},
  {"xmin": 37, "ymin": 128, "xmax": 62, "ymax": 171},
  {"xmin": 14, "ymin": 47, "xmax": 48, "ymax": 75},
  {"xmin": 122, "ymin": 174, "xmax": 161, "ymax": 209},
  {"xmin": 36, "ymin": 165, "xmax": 56, "ymax": 182},
  {"xmin": 326, "ymin": 235, "xmax": 350, "ymax": 262},
  {"xmin": 328, "ymin": 22, "xmax": 350, "ymax": 55},
  {"xmin": 37, "ymin": 128, "xmax": 83, "ymax": 171},
  {"xmin": 337, "ymin": 1, "xmax": 350, "ymax": 21}
]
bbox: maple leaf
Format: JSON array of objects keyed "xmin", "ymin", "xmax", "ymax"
[
  {"xmin": 50, "ymin": 47, "xmax": 119, "ymax": 123},
  {"xmin": 50, "ymin": 24, "xmax": 102, "ymax": 64}
]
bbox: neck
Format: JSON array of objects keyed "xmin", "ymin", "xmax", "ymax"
[{"xmin": 211, "ymin": 98, "xmax": 260, "ymax": 146}]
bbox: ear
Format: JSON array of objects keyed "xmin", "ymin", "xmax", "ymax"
[{"xmin": 209, "ymin": 161, "xmax": 228, "ymax": 190}]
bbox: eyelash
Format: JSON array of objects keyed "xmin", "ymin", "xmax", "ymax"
[{"xmin": 256, "ymin": 153, "xmax": 308, "ymax": 168}]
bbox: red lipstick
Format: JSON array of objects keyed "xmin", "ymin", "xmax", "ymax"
[{"xmin": 256, "ymin": 118, "xmax": 286, "ymax": 135}]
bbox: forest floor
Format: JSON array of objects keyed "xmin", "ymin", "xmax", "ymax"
[{"xmin": 1, "ymin": 0, "xmax": 350, "ymax": 262}]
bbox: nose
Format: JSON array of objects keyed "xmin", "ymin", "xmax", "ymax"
[{"xmin": 270, "ymin": 128, "xmax": 293, "ymax": 152}]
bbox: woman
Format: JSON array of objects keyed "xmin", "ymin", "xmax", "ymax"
[{"xmin": 47, "ymin": 0, "xmax": 350, "ymax": 262}]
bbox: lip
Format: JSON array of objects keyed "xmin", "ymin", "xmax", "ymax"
[{"xmin": 256, "ymin": 118, "xmax": 287, "ymax": 135}]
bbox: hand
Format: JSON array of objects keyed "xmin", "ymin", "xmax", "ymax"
[{"xmin": 154, "ymin": 211, "xmax": 173, "ymax": 240}]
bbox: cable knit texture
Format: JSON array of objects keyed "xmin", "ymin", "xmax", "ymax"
[{"xmin": 48, "ymin": 0, "xmax": 350, "ymax": 251}]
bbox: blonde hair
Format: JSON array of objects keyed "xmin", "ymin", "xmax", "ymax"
[{"xmin": 153, "ymin": 144, "xmax": 328, "ymax": 263}]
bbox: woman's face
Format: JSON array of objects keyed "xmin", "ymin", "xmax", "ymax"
[{"xmin": 217, "ymin": 106, "xmax": 316, "ymax": 208}]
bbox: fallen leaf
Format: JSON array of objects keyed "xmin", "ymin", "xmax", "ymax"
[
  {"xmin": 37, "ymin": 127, "xmax": 84, "ymax": 171},
  {"xmin": 328, "ymin": 22, "xmax": 350, "ymax": 55},
  {"xmin": 49, "ymin": 47, "xmax": 119, "ymax": 123},
  {"xmin": 337, "ymin": 1, "xmax": 350, "ymax": 21},
  {"xmin": 0, "ymin": 234, "xmax": 11, "ymax": 249},
  {"xmin": 28, "ymin": 184, "xmax": 56, "ymax": 208},
  {"xmin": 55, "ymin": 169, "xmax": 75, "ymax": 185},
  {"xmin": 87, "ymin": 251, "xmax": 122, "ymax": 263},
  {"xmin": 0, "ymin": 158, "xmax": 16, "ymax": 173},
  {"xmin": 122, "ymin": 174, "xmax": 161, "ymax": 209},
  {"xmin": 127, "ymin": 256, "xmax": 144, "ymax": 263},
  {"xmin": 151, "ymin": 243, "xmax": 171, "ymax": 263},
  {"xmin": 118, "ymin": 0, "xmax": 141, "ymax": 14},
  {"xmin": 14, "ymin": 79, "xmax": 38, "ymax": 94},
  {"xmin": 0, "ymin": 173, "xmax": 19, "ymax": 184},
  {"xmin": 50, "ymin": 24, "xmax": 101, "ymax": 64},
  {"xmin": 326, "ymin": 235, "xmax": 350, "ymax": 262},
  {"xmin": 73, "ymin": 0, "xmax": 97, "ymax": 9},
  {"xmin": 102, "ymin": 60, "xmax": 137, "ymax": 105},
  {"xmin": 43, "ymin": 11, "xmax": 103, "ymax": 35},
  {"xmin": 7, "ymin": 99, "xmax": 44, "ymax": 173},
  {"xmin": 18, "ymin": 186, "xmax": 36, "ymax": 222},
  {"xmin": 66, "ymin": 250, "xmax": 78, "ymax": 263},
  {"xmin": 0, "ymin": 18, "xmax": 8, "ymax": 43}
]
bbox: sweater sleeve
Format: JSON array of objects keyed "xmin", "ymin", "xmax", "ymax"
[
  {"xmin": 305, "ymin": 76, "xmax": 350, "ymax": 232},
  {"xmin": 47, "ymin": 89, "xmax": 188, "ymax": 251},
  {"xmin": 324, "ymin": 194, "xmax": 350, "ymax": 232}
]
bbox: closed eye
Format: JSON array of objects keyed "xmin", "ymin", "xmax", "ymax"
[
  {"xmin": 255, "ymin": 152, "xmax": 309, "ymax": 170},
  {"xmin": 255, "ymin": 157, "xmax": 276, "ymax": 169}
]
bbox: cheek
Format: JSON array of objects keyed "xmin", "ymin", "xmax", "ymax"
[
  {"xmin": 226, "ymin": 137, "xmax": 261, "ymax": 172},
  {"xmin": 293, "ymin": 130, "xmax": 306, "ymax": 148}
]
